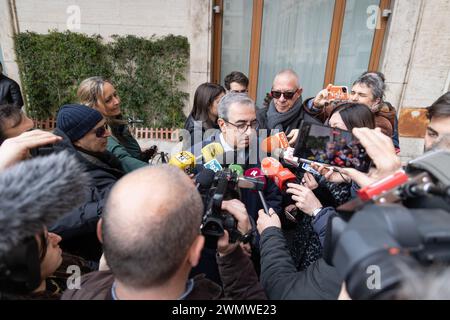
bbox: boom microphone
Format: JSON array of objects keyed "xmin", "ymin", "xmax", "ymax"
[{"xmin": 0, "ymin": 151, "xmax": 90, "ymax": 257}]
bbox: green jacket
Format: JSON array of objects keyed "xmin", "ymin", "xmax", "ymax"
[{"xmin": 106, "ymin": 125, "xmax": 148, "ymax": 173}]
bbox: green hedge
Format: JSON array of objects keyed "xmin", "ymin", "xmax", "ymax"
[{"xmin": 15, "ymin": 30, "xmax": 189, "ymax": 128}]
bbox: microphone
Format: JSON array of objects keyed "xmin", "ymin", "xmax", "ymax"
[
  {"xmin": 201, "ymin": 143, "xmax": 225, "ymax": 163},
  {"xmin": 204, "ymin": 159, "xmax": 223, "ymax": 173},
  {"xmin": 169, "ymin": 151, "xmax": 197, "ymax": 173},
  {"xmin": 202, "ymin": 143, "xmax": 225, "ymax": 173},
  {"xmin": 261, "ymin": 132, "xmax": 290, "ymax": 153},
  {"xmin": 261, "ymin": 157, "xmax": 282, "ymax": 177},
  {"xmin": 0, "ymin": 151, "xmax": 90, "ymax": 256},
  {"xmin": 244, "ymin": 167, "xmax": 267, "ymax": 192},
  {"xmin": 195, "ymin": 168, "xmax": 215, "ymax": 190},
  {"xmin": 171, "ymin": 143, "xmax": 225, "ymax": 174},
  {"xmin": 244, "ymin": 167, "xmax": 270, "ymax": 215},
  {"xmin": 261, "ymin": 157, "xmax": 297, "ymax": 191},
  {"xmin": 274, "ymin": 168, "xmax": 297, "ymax": 191},
  {"xmin": 229, "ymin": 164, "xmax": 244, "ymax": 177}
]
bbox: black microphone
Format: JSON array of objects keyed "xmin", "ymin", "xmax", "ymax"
[{"xmin": 195, "ymin": 168, "xmax": 215, "ymax": 190}]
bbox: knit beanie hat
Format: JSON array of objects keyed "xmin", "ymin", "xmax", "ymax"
[{"xmin": 56, "ymin": 104, "xmax": 103, "ymax": 142}]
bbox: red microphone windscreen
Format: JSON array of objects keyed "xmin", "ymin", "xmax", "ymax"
[{"xmin": 273, "ymin": 168, "xmax": 297, "ymax": 191}]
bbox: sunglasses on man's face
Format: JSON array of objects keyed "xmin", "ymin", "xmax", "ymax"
[
  {"xmin": 271, "ymin": 90, "xmax": 298, "ymax": 100},
  {"xmin": 94, "ymin": 124, "xmax": 109, "ymax": 138}
]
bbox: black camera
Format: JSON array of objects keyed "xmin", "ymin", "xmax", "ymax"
[
  {"xmin": 196, "ymin": 168, "xmax": 263, "ymax": 248},
  {"xmin": 324, "ymin": 150, "xmax": 450, "ymax": 300}
]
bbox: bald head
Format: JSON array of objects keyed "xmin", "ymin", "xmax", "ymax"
[
  {"xmin": 271, "ymin": 69, "xmax": 302, "ymax": 113},
  {"xmin": 103, "ymin": 165, "xmax": 203, "ymax": 288},
  {"xmin": 273, "ymin": 69, "xmax": 300, "ymax": 88}
]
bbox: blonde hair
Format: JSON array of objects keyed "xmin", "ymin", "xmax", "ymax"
[{"xmin": 77, "ymin": 76, "xmax": 112, "ymax": 109}]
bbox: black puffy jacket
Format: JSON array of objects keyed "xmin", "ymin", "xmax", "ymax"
[{"xmin": 48, "ymin": 129, "xmax": 124, "ymax": 260}]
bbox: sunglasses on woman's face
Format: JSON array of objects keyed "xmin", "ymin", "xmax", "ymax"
[
  {"xmin": 271, "ymin": 90, "xmax": 298, "ymax": 100},
  {"xmin": 94, "ymin": 124, "xmax": 109, "ymax": 138}
]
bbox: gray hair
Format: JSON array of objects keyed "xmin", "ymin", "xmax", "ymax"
[
  {"xmin": 353, "ymin": 72, "xmax": 386, "ymax": 102},
  {"xmin": 218, "ymin": 93, "xmax": 255, "ymax": 121}
]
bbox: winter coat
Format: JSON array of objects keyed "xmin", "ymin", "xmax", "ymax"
[
  {"xmin": 106, "ymin": 121, "xmax": 148, "ymax": 173},
  {"xmin": 0, "ymin": 74, "xmax": 23, "ymax": 107},
  {"xmin": 260, "ymin": 227, "xmax": 342, "ymax": 300},
  {"xmin": 48, "ymin": 128, "xmax": 124, "ymax": 260},
  {"xmin": 61, "ymin": 247, "xmax": 267, "ymax": 300}
]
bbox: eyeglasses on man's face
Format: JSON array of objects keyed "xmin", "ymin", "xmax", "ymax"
[
  {"xmin": 270, "ymin": 89, "xmax": 298, "ymax": 100},
  {"xmin": 223, "ymin": 119, "xmax": 259, "ymax": 133}
]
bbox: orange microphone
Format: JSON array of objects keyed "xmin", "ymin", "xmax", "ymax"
[
  {"xmin": 261, "ymin": 157, "xmax": 282, "ymax": 178},
  {"xmin": 261, "ymin": 157, "xmax": 298, "ymax": 190},
  {"xmin": 261, "ymin": 132, "xmax": 290, "ymax": 153},
  {"xmin": 273, "ymin": 168, "xmax": 297, "ymax": 191}
]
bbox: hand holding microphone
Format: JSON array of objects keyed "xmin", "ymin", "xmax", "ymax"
[{"xmin": 257, "ymin": 208, "xmax": 281, "ymax": 235}]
